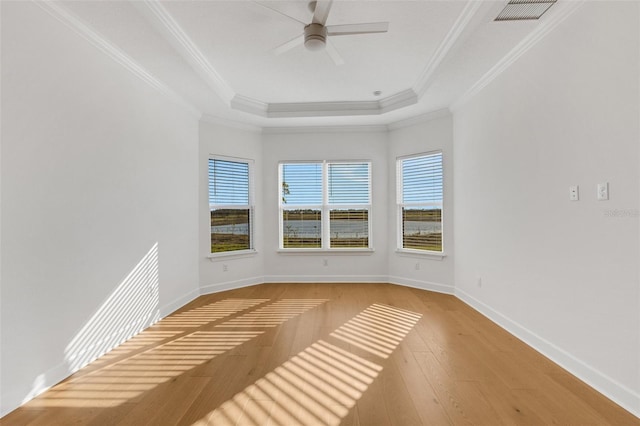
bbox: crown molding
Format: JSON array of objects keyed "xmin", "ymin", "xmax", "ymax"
[
  {"xmin": 412, "ymin": 0, "xmax": 484, "ymax": 98},
  {"xmin": 249, "ymin": 89, "xmax": 418, "ymax": 119},
  {"xmin": 262, "ymin": 124, "xmax": 388, "ymax": 135},
  {"xmin": 230, "ymin": 95, "xmax": 269, "ymax": 117},
  {"xmin": 34, "ymin": 1, "xmax": 201, "ymax": 117},
  {"xmin": 379, "ymin": 89, "xmax": 419, "ymax": 114},
  {"xmin": 135, "ymin": 0, "xmax": 236, "ymax": 104},
  {"xmin": 387, "ymin": 108, "xmax": 451, "ymax": 131},
  {"xmin": 267, "ymin": 100, "xmax": 380, "ymax": 118},
  {"xmin": 451, "ymin": 0, "xmax": 585, "ymax": 111},
  {"xmin": 261, "ymin": 106, "xmax": 450, "ymax": 134}
]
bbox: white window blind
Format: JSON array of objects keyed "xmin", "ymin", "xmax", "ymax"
[
  {"xmin": 328, "ymin": 163, "xmax": 370, "ymax": 204},
  {"xmin": 281, "ymin": 163, "xmax": 322, "ymax": 205},
  {"xmin": 327, "ymin": 163, "xmax": 370, "ymax": 248},
  {"xmin": 209, "ymin": 158, "xmax": 253, "ymax": 254},
  {"xmin": 398, "ymin": 152, "xmax": 443, "ymax": 252},
  {"xmin": 209, "ymin": 159, "xmax": 249, "ymax": 206}
]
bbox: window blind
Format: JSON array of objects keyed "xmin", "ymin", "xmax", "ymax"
[
  {"xmin": 209, "ymin": 159, "xmax": 249, "ymax": 206},
  {"xmin": 328, "ymin": 163, "xmax": 370, "ymax": 205},
  {"xmin": 281, "ymin": 163, "xmax": 322, "ymax": 205},
  {"xmin": 402, "ymin": 153, "xmax": 443, "ymax": 204}
]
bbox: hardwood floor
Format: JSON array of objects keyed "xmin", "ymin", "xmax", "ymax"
[{"xmin": 3, "ymin": 283, "xmax": 638, "ymax": 425}]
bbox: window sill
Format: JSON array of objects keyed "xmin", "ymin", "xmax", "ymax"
[
  {"xmin": 207, "ymin": 250, "xmax": 258, "ymax": 261},
  {"xmin": 278, "ymin": 249, "xmax": 375, "ymax": 256},
  {"xmin": 395, "ymin": 249, "xmax": 446, "ymax": 260}
]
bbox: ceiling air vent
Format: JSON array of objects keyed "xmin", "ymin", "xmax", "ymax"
[{"xmin": 495, "ymin": 0, "xmax": 557, "ymax": 21}]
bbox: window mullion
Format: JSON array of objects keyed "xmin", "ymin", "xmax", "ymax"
[{"xmin": 322, "ymin": 161, "xmax": 329, "ymax": 250}]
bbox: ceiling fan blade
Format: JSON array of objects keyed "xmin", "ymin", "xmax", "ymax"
[
  {"xmin": 326, "ymin": 22, "xmax": 389, "ymax": 36},
  {"xmin": 325, "ymin": 39, "xmax": 344, "ymax": 66},
  {"xmin": 252, "ymin": 1, "xmax": 307, "ymax": 26},
  {"xmin": 311, "ymin": 0, "xmax": 333, "ymax": 25},
  {"xmin": 273, "ymin": 33, "xmax": 304, "ymax": 55}
]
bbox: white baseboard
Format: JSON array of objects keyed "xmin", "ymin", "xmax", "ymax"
[
  {"xmin": 1, "ymin": 360, "xmax": 69, "ymax": 418},
  {"xmin": 159, "ymin": 287, "xmax": 200, "ymax": 318},
  {"xmin": 455, "ymin": 287, "xmax": 640, "ymax": 418},
  {"xmin": 388, "ymin": 276, "xmax": 454, "ymax": 295},
  {"xmin": 263, "ymin": 274, "xmax": 388, "ymax": 283},
  {"xmin": 200, "ymin": 276, "xmax": 265, "ymax": 295}
]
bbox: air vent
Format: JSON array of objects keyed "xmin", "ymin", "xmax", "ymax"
[{"xmin": 495, "ymin": 0, "xmax": 557, "ymax": 21}]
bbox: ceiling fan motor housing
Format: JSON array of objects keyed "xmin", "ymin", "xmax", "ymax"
[{"xmin": 304, "ymin": 23, "xmax": 327, "ymax": 51}]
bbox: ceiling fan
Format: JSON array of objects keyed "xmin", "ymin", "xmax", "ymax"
[{"xmin": 255, "ymin": 0, "xmax": 389, "ymax": 65}]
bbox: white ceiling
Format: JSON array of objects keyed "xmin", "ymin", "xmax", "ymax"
[{"xmin": 55, "ymin": 0, "xmax": 576, "ymax": 129}]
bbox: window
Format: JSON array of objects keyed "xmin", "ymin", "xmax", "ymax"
[
  {"xmin": 208, "ymin": 157, "xmax": 253, "ymax": 254},
  {"xmin": 397, "ymin": 152, "xmax": 443, "ymax": 252},
  {"xmin": 280, "ymin": 161, "xmax": 371, "ymax": 250}
]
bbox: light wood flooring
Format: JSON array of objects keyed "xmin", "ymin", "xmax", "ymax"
[{"xmin": 3, "ymin": 283, "xmax": 639, "ymax": 425}]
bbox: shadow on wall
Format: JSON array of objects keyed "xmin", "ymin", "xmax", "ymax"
[{"xmin": 64, "ymin": 242, "xmax": 161, "ymax": 372}]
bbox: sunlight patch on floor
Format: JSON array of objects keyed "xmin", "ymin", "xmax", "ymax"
[
  {"xmin": 331, "ymin": 304, "xmax": 422, "ymax": 358},
  {"xmin": 28, "ymin": 331, "xmax": 264, "ymax": 408},
  {"xmin": 25, "ymin": 298, "xmax": 330, "ymax": 409},
  {"xmin": 215, "ymin": 299, "xmax": 329, "ymax": 328},
  {"xmin": 196, "ymin": 304, "xmax": 422, "ymax": 426},
  {"xmin": 157, "ymin": 299, "xmax": 270, "ymax": 328}
]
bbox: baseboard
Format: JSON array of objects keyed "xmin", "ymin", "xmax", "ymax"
[
  {"xmin": 1, "ymin": 360, "xmax": 69, "ymax": 418},
  {"xmin": 263, "ymin": 274, "xmax": 388, "ymax": 283},
  {"xmin": 199, "ymin": 276, "xmax": 265, "ymax": 295},
  {"xmin": 388, "ymin": 276, "xmax": 454, "ymax": 295},
  {"xmin": 159, "ymin": 287, "xmax": 200, "ymax": 318},
  {"xmin": 455, "ymin": 287, "xmax": 640, "ymax": 418}
]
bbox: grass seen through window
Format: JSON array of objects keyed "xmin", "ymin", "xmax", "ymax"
[{"xmin": 211, "ymin": 209, "xmax": 250, "ymax": 253}]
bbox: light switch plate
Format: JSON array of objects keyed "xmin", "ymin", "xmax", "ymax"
[
  {"xmin": 597, "ymin": 183, "xmax": 609, "ymax": 200},
  {"xmin": 569, "ymin": 185, "xmax": 579, "ymax": 201}
]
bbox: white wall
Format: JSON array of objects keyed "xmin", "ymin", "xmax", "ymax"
[
  {"xmin": 261, "ymin": 130, "xmax": 389, "ymax": 282},
  {"xmin": 199, "ymin": 121, "xmax": 264, "ymax": 292},
  {"xmin": 453, "ymin": 1, "xmax": 639, "ymax": 415},
  {"xmin": 1, "ymin": 2, "xmax": 199, "ymax": 416},
  {"xmin": 388, "ymin": 114, "xmax": 454, "ymax": 293},
  {"xmin": 3, "ymin": 0, "xmax": 637, "ymax": 419}
]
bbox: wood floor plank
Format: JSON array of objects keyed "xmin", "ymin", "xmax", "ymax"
[
  {"xmin": 391, "ymin": 343, "xmax": 453, "ymax": 425},
  {"xmin": 116, "ymin": 376, "xmax": 211, "ymax": 426},
  {"xmin": 353, "ymin": 374, "xmax": 392, "ymax": 426},
  {"xmin": 473, "ymin": 380, "xmax": 546, "ymax": 425},
  {"xmin": 380, "ymin": 353, "xmax": 427, "ymax": 425},
  {"xmin": 2, "ymin": 283, "xmax": 637, "ymax": 426}
]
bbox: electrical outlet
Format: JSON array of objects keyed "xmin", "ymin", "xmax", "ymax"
[
  {"xmin": 569, "ymin": 185, "xmax": 579, "ymax": 201},
  {"xmin": 597, "ymin": 182, "xmax": 609, "ymax": 200},
  {"xmin": 222, "ymin": 264, "xmax": 228, "ymax": 272},
  {"xmin": 477, "ymin": 277, "xmax": 482, "ymax": 288},
  {"xmin": 415, "ymin": 262, "xmax": 420, "ymax": 270},
  {"xmin": 323, "ymin": 259, "xmax": 328, "ymax": 267}
]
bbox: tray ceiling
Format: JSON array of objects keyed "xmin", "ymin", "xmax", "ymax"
[{"xmin": 50, "ymin": 0, "xmax": 581, "ymax": 128}]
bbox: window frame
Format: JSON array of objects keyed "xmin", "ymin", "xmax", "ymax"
[
  {"xmin": 208, "ymin": 155, "xmax": 255, "ymax": 257},
  {"xmin": 396, "ymin": 151, "xmax": 444, "ymax": 256},
  {"xmin": 278, "ymin": 160, "xmax": 373, "ymax": 252}
]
